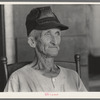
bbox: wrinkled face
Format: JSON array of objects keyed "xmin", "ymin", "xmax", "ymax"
[{"xmin": 36, "ymin": 28, "xmax": 61, "ymax": 57}]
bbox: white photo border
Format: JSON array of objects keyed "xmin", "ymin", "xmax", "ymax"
[{"xmin": 0, "ymin": 1, "xmax": 100, "ymax": 99}]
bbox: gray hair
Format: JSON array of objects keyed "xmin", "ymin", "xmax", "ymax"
[{"xmin": 28, "ymin": 30, "xmax": 42, "ymax": 40}]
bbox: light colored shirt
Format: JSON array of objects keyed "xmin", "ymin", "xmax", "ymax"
[{"xmin": 4, "ymin": 63, "xmax": 87, "ymax": 92}]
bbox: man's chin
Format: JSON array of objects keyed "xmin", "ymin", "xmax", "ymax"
[{"xmin": 47, "ymin": 52, "xmax": 58, "ymax": 57}]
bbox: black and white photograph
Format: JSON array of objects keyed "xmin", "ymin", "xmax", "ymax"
[{"xmin": 0, "ymin": 3, "xmax": 100, "ymax": 96}]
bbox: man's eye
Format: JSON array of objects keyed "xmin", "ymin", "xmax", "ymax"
[
  {"xmin": 55, "ymin": 32, "xmax": 61, "ymax": 36},
  {"xmin": 45, "ymin": 31, "xmax": 51, "ymax": 35}
]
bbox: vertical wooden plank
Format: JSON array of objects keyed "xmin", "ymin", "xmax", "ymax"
[{"xmin": 0, "ymin": 5, "xmax": 8, "ymax": 91}]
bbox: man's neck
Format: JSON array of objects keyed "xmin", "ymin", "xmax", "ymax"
[
  {"xmin": 32, "ymin": 50, "xmax": 60, "ymax": 78},
  {"xmin": 36, "ymin": 51, "xmax": 55, "ymax": 71}
]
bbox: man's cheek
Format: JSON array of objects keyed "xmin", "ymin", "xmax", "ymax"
[{"xmin": 37, "ymin": 43, "xmax": 45, "ymax": 52}]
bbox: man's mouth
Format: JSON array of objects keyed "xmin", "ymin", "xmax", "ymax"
[
  {"xmin": 49, "ymin": 46, "xmax": 59, "ymax": 50},
  {"xmin": 49, "ymin": 46, "xmax": 57, "ymax": 48}
]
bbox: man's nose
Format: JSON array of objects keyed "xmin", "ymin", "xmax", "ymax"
[{"xmin": 51, "ymin": 36, "xmax": 58, "ymax": 45}]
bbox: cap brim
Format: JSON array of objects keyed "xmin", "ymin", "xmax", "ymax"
[{"xmin": 35, "ymin": 21, "xmax": 69, "ymax": 31}]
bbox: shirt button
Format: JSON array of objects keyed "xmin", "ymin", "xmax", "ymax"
[{"xmin": 52, "ymin": 78, "xmax": 56, "ymax": 82}]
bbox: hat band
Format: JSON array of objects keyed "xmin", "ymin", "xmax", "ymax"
[{"xmin": 36, "ymin": 17, "xmax": 58, "ymax": 24}]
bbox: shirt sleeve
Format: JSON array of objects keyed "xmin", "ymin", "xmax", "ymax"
[
  {"xmin": 75, "ymin": 71, "xmax": 88, "ymax": 92},
  {"xmin": 4, "ymin": 72, "xmax": 20, "ymax": 92}
]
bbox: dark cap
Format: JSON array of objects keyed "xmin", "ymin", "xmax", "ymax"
[{"xmin": 26, "ymin": 6, "xmax": 68, "ymax": 36}]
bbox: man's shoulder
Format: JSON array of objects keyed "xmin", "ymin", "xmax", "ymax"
[
  {"xmin": 59, "ymin": 65, "xmax": 78, "ymax": 76},
  {"xmin": 10, "ymin": 63, "xmax": 32, "ymax": 77}
]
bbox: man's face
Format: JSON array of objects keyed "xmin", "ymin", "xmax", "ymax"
[{"xmin": 36, "ymin": 28, "xmax": 61, "ymax": 57}]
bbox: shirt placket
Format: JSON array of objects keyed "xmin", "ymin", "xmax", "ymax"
[{"xmin": 51, "ymin": 78, "xmax": 57, "ymax": 91}]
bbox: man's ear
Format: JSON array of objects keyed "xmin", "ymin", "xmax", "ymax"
[{"xmin": 28, "ymin": 37, "xmax": 36, "ymax": 48}]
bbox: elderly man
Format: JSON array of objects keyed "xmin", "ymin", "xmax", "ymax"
[{"xmin": 4, "ymin": 6, "xmax": 87, "ymax": 92}]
